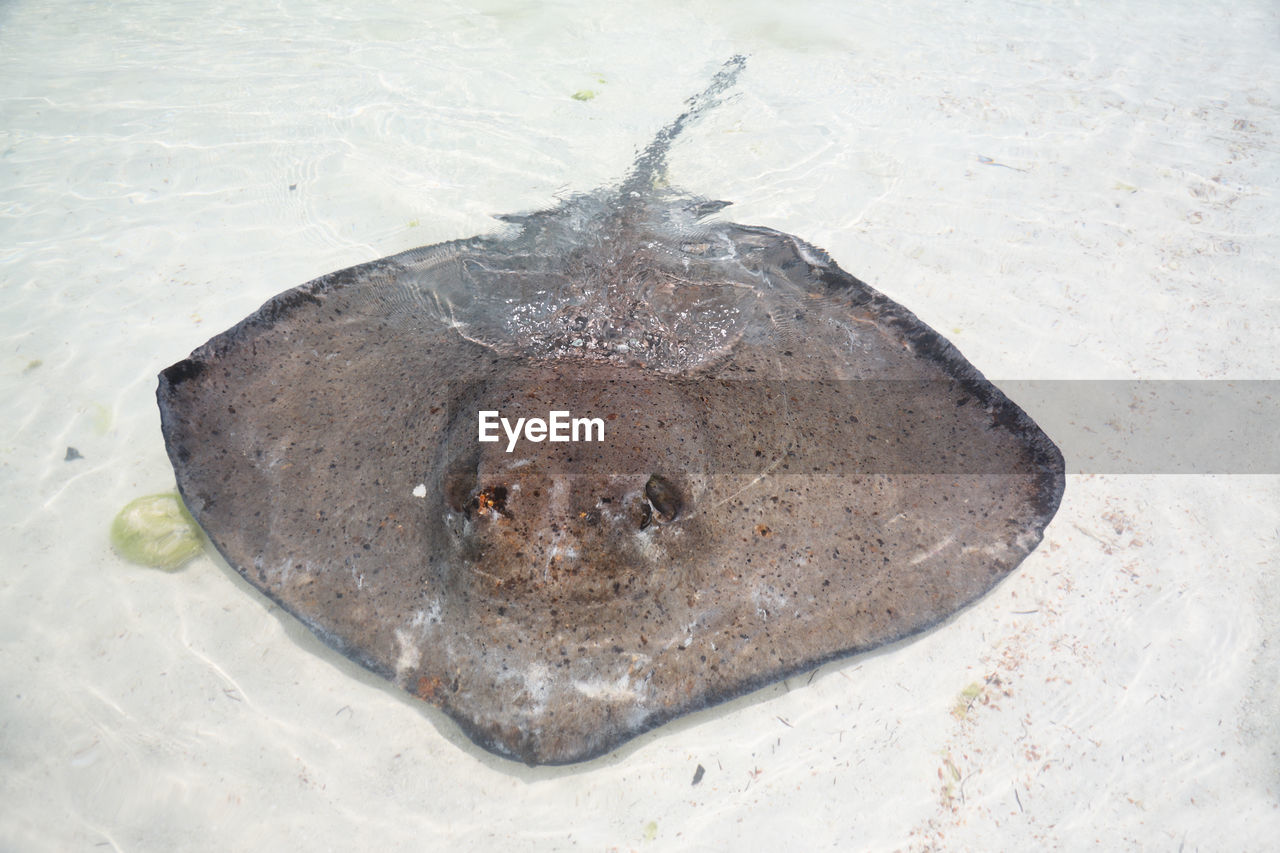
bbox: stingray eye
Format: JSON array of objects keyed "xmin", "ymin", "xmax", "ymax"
[
  {"xmin": 469, "ymin": 485, "xmax": 510, "ymax": 519},
  {"xmin": 644, "ymin": 474, "xmax": 682, "ymax": 523},
  {"xmin": 636, "ymin": 500, "xmax": 653, "ymax": 531}
]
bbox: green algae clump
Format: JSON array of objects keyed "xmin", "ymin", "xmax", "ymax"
[
  {"xmin": 951, "ymin": 681, "xmax": 985, "ymax": 720},
  {"xmin": 110, "ymin": 493, "xmax": 204, "ymax": 570}
]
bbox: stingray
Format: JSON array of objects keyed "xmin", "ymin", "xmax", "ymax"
[{"xmin": 158, "ymin": 57, "xmax": 1064, "ymax": 765}]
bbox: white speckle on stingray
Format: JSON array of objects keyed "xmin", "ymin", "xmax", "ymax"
[
  {"xmin": 393, "ymin": 628, "xmax": 422, "ymax": 678},
  {"xmin": 1013, "ymin": 529, "xmax": 1041, "ymax": 553},
  {"xmin": 394, "ymin": 607, "xmax": 443, "ymax": 680},
  {"xmin": 519, "ymin": 663, "xmax": 552, "ymax": 714},
  {"xmin": 414, "ymin": 600, "xmax": 443, "ymax": 626},
  {"xmin": 347, "ymin": 563, "xmax": 367, "ymax": 590},
  {"xmin": 263, "ymin": 556, "xmax": 305, "ymax": 585},
  {"xmin": 412, "ymin": 483, "xmax": 426, "ymax": 498},
  {"xmin": 630, "ymin": 525, "xmax": 663, "ymax": 565},
  {"xmin": 909, "ymin": 534, "xmax": 955, "ymax": 566},
  {"xmin": 962, "ymin": 540, "xmax": 1014, "ymax": 559},
  {"xmin": 260, "ymin": 449, "xmax": 288, "ymax": 471},
  {"xmin": 752, "ymin": 584, "xmax": 788, "ymax": 623},
  {"xmin": 572, "ymin": 673, "xmax": 639, "ymax": 702}
]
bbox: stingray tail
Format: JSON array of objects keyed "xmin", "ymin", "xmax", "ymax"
[{"xmin": 620, "ymin": 55, "xmax": 747, "ymax": 197}]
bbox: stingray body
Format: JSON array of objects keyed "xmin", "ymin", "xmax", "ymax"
[{"xmin": 158, "ymin": 58, "xmax": 1064, "ymax": 764}]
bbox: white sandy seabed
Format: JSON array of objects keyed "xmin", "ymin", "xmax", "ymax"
[{"xmin": 2, "ymin": 1, "xmax": 1278, "ymax": 850}]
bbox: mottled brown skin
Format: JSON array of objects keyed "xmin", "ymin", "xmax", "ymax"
[{"xmin": 157, "ymin": 58, "xmax": 1064, "ymax": 764}]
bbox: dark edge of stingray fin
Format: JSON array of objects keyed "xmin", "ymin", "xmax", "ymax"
[{"xmin": 619, "ymin": 55, "xmax": 748, "ymax": 197}]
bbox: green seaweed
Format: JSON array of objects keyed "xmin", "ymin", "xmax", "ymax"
[
  {"xmin": 951, "ymin": 681, "xmax": 984, "ymax": 719},
  {"xmin": 89, "ymin": 402, "xmax": 113, "ymax": 435},
  {"xmin": 110, "ymin": 492, "xmax": 204, "ymax": 570},
  {"xmin": 571, "ymin": 89, "xmax": 596, "ymax": 101}
]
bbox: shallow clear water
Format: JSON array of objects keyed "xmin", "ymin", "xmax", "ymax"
[{"xmin": 3, "ymin": 1, "xmax": 1278, "ymax": 849}]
